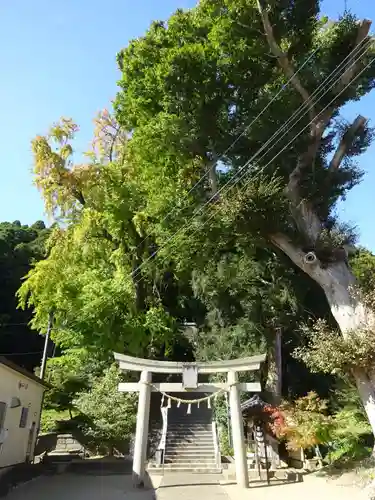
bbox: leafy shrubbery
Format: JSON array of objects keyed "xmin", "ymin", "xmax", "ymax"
[
  {"xmin": 73, "ymin": 365, "xmax": 136, "ymax": 454},
  {"xmin": 328, "ymin": 384, "xmax": 373, "ymax": 463},
  {"xmin": 273, "ymin": 388, "xmax": 372, "ymax": 464},
  {"xmin": 273, "ymin": 392, "xmax": 333, "ymax": 451},
  {"xmin": 293, "ymin": 319, "xmax": 375, "ymax": 377},
  {"xmin": 41, "ymin": 359, "xmax": 136, "ymax": 456}
]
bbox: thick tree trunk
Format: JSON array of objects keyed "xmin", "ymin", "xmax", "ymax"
[
  {"xmin": 315, "ymin": 261, "xmax": 373, "ymax": 334},
  {"xmin": 265, "ymin": 328, "xmax": 282, "ymax": 405},
  {"xmin": 307, "ymin": 266, "xmax": 375, "ymax": 434},
  {"xmin": 271, "ymin": 235, "xmax": 375, "ymax": 435},
  {"xmin": 316, "ymin": 263, "xmax": 375, "ymax": 433},
  {"xmin": 208, "ymin": 162, "xmax": 218, "ymax": 197},
  {"xmin": 352, "ymin": 368, "xmax": 375, "ymax": 436}
]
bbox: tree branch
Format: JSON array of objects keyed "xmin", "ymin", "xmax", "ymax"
[
  {"xmin": 270, "ymin": 233, "xmax": 330, "ymax": 287},
  {"xmin": 285, "ymin": 19, "xmax": 371, "ymax": 203},
  {"xmin": 256, "ymin": 0, "xmax": 315, "ymax": 122},
  {"xmin": 335, "ymin": 20, "xmax": 372, "ymax": 94},
  {"xmin": 286, "ymin": 146, "xmax": 323, "ymax": 244},
  {"xmin": 207, "ymin": 155, "xmax": 219, "ymax": 198},
  {"xmin": 329, "ymin": 115, "xmax": 367, "ymax": 171},
  {"xmin": 72, "ymin": 188, "xmax": 86, "ymax": 207},
  {"xmin": 270, "ymin": 233, "xmax": 308, "ymax": 270}
]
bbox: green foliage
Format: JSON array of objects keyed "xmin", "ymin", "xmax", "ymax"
[
  {"xmin": 39, "ymin": 350, "xmax": 108, "ymax": 432},
  {"xmin": 40, "ymin": 409, "xmax": 73, "ymax": 433},
  {"xmin": 293, "ymin": 319, "xmax": 375, "ymax": 376},
  {"xmin": 39, "ymin": 355, "xmax": 138, "ymax": 455},
  {"xmin": 219, "ymin": 427, "xmax": 234, "ymax": 457},
  {"xmin": 277, "ymin": 392, "xmax": 334, "ymax": 450},
  {"xmin": 350, "ymin": 248, "xmax": 375, "ymax": 294},
  {"xmin": 19, "ymin": 1, "xmax": 375, "ymax": 457},
  {"xmin": 116, "ymin": 1, "xmax": 375, "ymax": 229},
  {"xmin": 327, "ymin": 383, "xmax": 372, "ymax": 463},
  {"xmin": 73, "ymin": 365, "xmax": 137, "ymax": 453},
  {"xmin": 0, "ymin": 220, "xmax": 50, "ymax": 371}
]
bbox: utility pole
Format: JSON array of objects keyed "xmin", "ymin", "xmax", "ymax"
[
  {"xmin": 274, "ymin": 327, "xmax": 282, "ymax": 401},
  {"xmin": 40, "ymin": 312, "xmax": 53, "ymax": 380}
]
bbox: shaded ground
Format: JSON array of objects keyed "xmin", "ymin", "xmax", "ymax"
[
  {"xmin": 157, "ymin": 474, "xmax": 229, "ymax": 499},
  {"xmin": 6, "ymin": 473, "xmax": 161, "ymax": 500},
  {"xmin": 221, "ymin": 472, "xmax": 367, "ymax": 500},
  {"xmin": 5, "ymin": 469, "xmax": 371, "ymax": 500}
]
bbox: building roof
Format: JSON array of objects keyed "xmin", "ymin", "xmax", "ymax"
[
  {"xmin": 0, "ymin": 356, "xmax": 49, "ymax": 388},
  {"xmin": 241, "ymin": 394, "xmax": 269, "ymax": 412}
]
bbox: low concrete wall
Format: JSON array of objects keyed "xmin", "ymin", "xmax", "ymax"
[
  {"xmin": 35, "ymin": 433, "xmax": 84, "ymax": 457},
  {"xmin": 0, "ymin": 463, "xmax": 50, "ymax": 497}
]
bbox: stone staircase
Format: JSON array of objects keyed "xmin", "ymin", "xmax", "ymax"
[{"xmin": 157, "ymin": 394, "xmax": 221, "ymax": 473}]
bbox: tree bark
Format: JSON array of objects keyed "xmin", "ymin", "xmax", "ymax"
[
  {"xmin": 352, "ymin": 368, "xmax": 375, "ymax": 437},
  {"xmin": 271, "ymin": 234, "xmax": 375, "ymax": 435},
  {"xmin": 265, "ymin": 328, "xmax": 282, "ymax": 405},
  {"xmin": 208, "ymin": 162, "xmax": 218, "ymax": 197}
]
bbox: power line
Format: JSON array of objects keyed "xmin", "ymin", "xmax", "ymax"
[
  {"xmin": 131, "ymin": 37, "xmax": 373, "ymax": 282},
  {"xmin": 220, "ymin": 48, "xmax": 375, "ymax": 217},
  {"xmin": 0, "ymin": 323, "xmax": 29, "ymax": 328},
  {"xmin": 153, "ymin": 48, "xmax": 375, "ymax": 304},
  {"xmin": 0, "ymin": 351, "xmax": 44, "ymax": 356},
  {"xmin": 132, "ymin": 47, "xmax": 320, "ymax": 252},
  {"xmin": 182, "ymin": 47, "xmax": 375, "ymax": 267}
]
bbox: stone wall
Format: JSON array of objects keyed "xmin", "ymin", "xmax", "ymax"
[
  {"xmin": 35, "ymin": 433, "xmax": 85, "ymax": 457},
  {"xmin": 35, "ymin": 392, "xmax": 163, "ymax": 461}
]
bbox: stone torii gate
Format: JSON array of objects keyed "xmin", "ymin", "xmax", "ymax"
[{"xmin": 114, "ymin": 352, "xmax": 266, "ymax": 489}]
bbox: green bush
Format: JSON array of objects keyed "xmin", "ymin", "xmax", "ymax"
[
  {"xmin": 220, "ymin": 428, "xmax": 234, "ymax": 457},
  {"xmin": 40, "ymin": 409, "xmax": 72, "ymax": 433},
  {"xmin": 74, "ymin": 364, "xmax": 137, "ymax": 454},
  {"xmin": 326, "ymin": 385, "xmax": 373, "ymax": 464}
]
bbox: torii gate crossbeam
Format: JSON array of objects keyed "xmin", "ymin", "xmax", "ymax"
[{"xmin": 114, "ymin": 352, "xmax": 266, "ymax": 489}]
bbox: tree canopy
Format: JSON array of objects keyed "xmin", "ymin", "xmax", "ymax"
[
  {"xmin": 17, "ymin": 0, "xmax": 375, "ymax": 449},
  {"xmin": 0, "ymin": 220, "xmax": 50, "ymax": 370}
]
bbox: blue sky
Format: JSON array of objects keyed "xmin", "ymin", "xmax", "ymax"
[{"xmin": 0, "ymin": 0, "xmax": 374, "ymax": 250}]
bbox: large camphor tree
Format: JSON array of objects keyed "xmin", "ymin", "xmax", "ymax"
[{"xmin": 114, "ymin": 0, "xmax": 375, "ymax": 430}]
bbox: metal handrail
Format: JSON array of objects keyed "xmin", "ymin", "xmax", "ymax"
[
  {"xmin": 212, "ymin": 421, "xmax": 221, "ymax": 469},
  {"xmin": 157, "ymin": 406, "xmax": 168, "ymax": 474}
]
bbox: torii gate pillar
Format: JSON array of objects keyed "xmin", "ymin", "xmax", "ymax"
[
  {"xmin": 132, "ymin": 370, "xmax": 152, "ymax": 487},
  {"xmin": 228, "ymin": 370, "xmax": 249, "ymax": 488},
  {"xmin": 115, "ymin": 352, "xmax": 265, "ymax": 489}
]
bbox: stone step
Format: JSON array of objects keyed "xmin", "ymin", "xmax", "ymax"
[
  {"xmin": 167, "ymin": 430, "xmax": 213, "ymax": 434},
  {"xmin": 167, "ymin": 438, "xmax": 214, "ymax": 443},
  {"xmin": 168, "ymin": 427, "xmax": 212, "ymax": 431},
  {"xmin": 168, "ymin": 426, "xmax": 213, "ymax": 429},
  {"xmin": 168, "ymin": 423, "xmax": 212, "ymax": 427},
  {"xmin": 165, "ymin": 450, "xmax": 215, "ymax": 456},
  {"xmin": 169, "ymin": 424, "xmax": 211, "ymax": 428},
  {"xmin": 148, "ymin": 465, "xmax": 222, "ymax": 474},
  {"xmin": 167, "ymin": 430, "xmax": 212, "ymax": 439},
  {"xmin": 168, "ymin": 414, "xmax": 212, "ymax": 418},
  {"xmin": 168, "ymin": 418, "xmax": 212, "ymax": 423},
  {"xmin": 166, "ymin": 450, "xmax": 216, "ymax": 456},
  {"xmin": 161, "ymin": 465, "xmax": 221, "ymax": 473},
  {"xmin": 165, "ymin": 450, "xmax": 216, "ymax": 456},
  {"xmin": 167, "ymin": 437, "xmax": 214, "ymax": 443},
  {"xmin": 166, "ymin": 445, "xmax": 215, "ymax": 452},
  {"xmin": 166, "ymin": 442, "xmax": 214, "ymax": 449},
  {"xmin": 164, "ymin": 457, "xmax": 216, "ymax": 464}
]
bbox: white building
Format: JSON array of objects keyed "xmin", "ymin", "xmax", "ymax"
[{"xmin": 0, "ymin": 357, "xmax": 47, "ymax": 469}]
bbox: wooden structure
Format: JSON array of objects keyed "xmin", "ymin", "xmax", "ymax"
[{"xmin": 241, "ymin": 394, "xmax": 282, "ymax": 477}]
